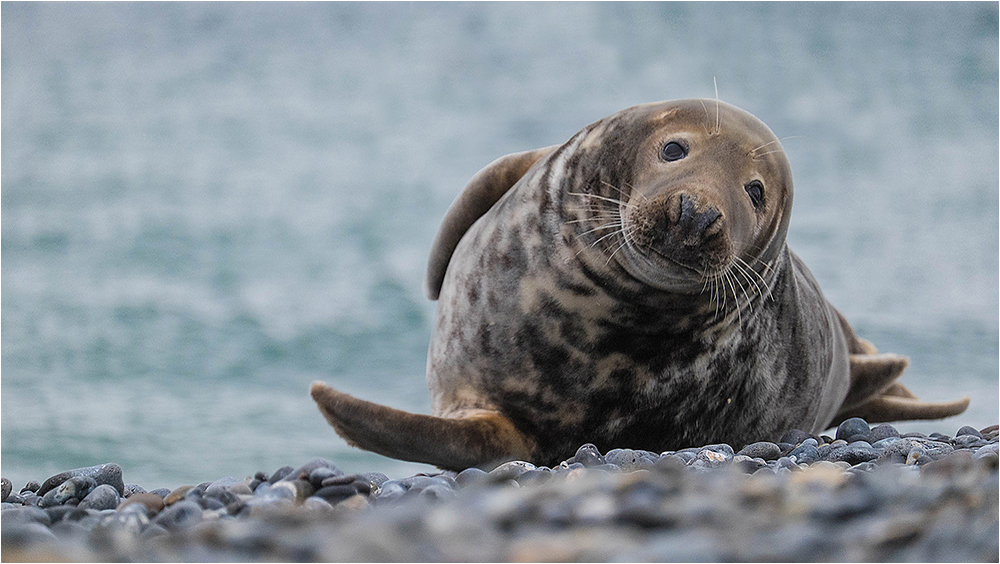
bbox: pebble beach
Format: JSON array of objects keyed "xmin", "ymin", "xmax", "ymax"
[{"xmin": 2, "ymin": 417, "xmax": 997, "ymax": 562}]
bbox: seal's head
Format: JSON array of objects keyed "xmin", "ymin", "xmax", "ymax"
[{"xmin": 565, "ymin": 99, "xmax": 793, "ymax": 301}]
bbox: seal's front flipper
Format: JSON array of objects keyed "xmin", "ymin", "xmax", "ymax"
[
  {"xmin": 310, "ymin": 381, "xmax": 535, "ymax": 471},
  {"xmin": 831, "ymin": 353, "xmax": 970, "ymax": 426}
]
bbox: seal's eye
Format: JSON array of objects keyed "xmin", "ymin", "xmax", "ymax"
[
  {"xmin": 745, "ymin": 180, "xmax": 765, "ymax": 208},
  {"xmin": 661, "ymin": 141, "xmax": 687, "ymax": 162}
]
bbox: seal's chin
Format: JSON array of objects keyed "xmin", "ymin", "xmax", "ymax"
[{"xmin": 616, "ymin": 241, "xmax": 723, "ymax": 293}]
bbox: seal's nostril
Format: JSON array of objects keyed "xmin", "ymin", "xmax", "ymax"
[{"xmin": 677, "ymin": 194, "xmax": 722, "ymax": 237}]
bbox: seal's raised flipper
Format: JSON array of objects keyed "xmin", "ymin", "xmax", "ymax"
[
  {"xmin": 425, "ymin": 145, "xmax": 558, "ymax": 300},
  {"xmin": 310, "ymin": 381, "xmax": 535, "ymax": 471},
  {"xmin": 830, "ymin": 352, "xmax": 970, "ymax": 427}
]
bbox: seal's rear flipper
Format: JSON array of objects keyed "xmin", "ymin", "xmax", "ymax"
[
  {"xmin": 831, "ymin": 351, "xmax": 970, "ymax": 427},
  {"xmin": 310, "ymin": 381, "xmax": 535, "ymax": 471}
]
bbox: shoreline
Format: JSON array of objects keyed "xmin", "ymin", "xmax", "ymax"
[{"xmin": 3, "ymin": 418, "xmax": 997, "ymax": 562}]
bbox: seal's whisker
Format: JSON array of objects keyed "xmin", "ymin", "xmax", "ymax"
[
  {"xmin": 714, "ymin": 77, "xmax": 721, "ymax": 135},
  {"xmin": 563, "ymin": 215, "xmax": 620, "ymax": 225},
  {"xmin": 579, "ymin": 221, "xmax": 624, "ymax": 237},
  {"xmin": 723, "ymin": 270, "xmax": 741, "ymax": 326},
  {"xmin": 728, "ymin": 260, "xmax": 755, "ymax": 314},
  {"xmin": 699, "ymin": 99, "xmax": 713, "ymax": 136},
  {"xmin": 568, "ymin": 192, "xmax": 628, "ymax": 207},
  {"xmin": 732, "ymin": 257, "xmax": 766, "ymax": 304}
]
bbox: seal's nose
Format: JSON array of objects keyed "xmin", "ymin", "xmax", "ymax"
[{"xmin": 677, "ymin": 193, "xmax": 722, "ymax": 241}]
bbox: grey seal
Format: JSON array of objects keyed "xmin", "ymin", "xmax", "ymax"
[{"xmin": 311, "ymin": 99, "xmax": 970, "ymax": 470}]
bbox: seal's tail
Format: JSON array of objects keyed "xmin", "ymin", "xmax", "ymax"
[{"xmin": 309, "ymin": 381, "xmax": 535, "ymax": 471}]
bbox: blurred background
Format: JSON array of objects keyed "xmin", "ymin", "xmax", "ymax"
[{"xmin": 2, "ymin": 2, "xmax": 997, "ymax": 490}]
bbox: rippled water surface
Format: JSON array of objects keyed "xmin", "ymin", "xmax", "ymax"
[{"xmin": 3, "ymin": 3, "xmax": 997, "ymax": 489}]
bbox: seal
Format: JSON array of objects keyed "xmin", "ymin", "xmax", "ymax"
[{"xmin": 311, "ymin": 99, "xmax": 970, "ymax": 470}]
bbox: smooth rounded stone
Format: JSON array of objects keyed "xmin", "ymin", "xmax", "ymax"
[
  {"xmin": 267, "ymin": 465, "xmax": 294, "ymax": 484},
  {"xmin": 414, "ymin": 484, "xmax": 457, "ymax": 501},
  {"xmin": 253, "ymin": 470, "xmax": 269, "ymax": 482},
  {"xmin": 198, "ymin": 497, "xmax": 226, "ymax": 511},
  {"xmin": 163, "ymin": 485, "xmax": 194, "ymax": 505},
  {"xmin": 118, "ymin": 493, "xmax": 165, "ymax": 516},
  {"xmin": 951, "ymin": 434, "xmax": 984, "ymax": 448},
  {"xmin": 1, "ymin": 477, "xmax": 11, "ymax": 502},
  {"xmin": 21, "ymin": 494, "xmax": 42, "ymax": 507},
  {"xmin": 569, "ymin": 444, "xmax": 606, "ymax": 467},
  {"xmin": 4, "ymin": 505, "xmax": 53, "ymax": 526},
  {"xmin": 455, "ymin": 467, "xmax": 489, "ymax": 487},
  {"xmin": 227, "ymin": 483, "xmax": 253, "ymax": 496},
  {"xmin": 261, "ymin": 480, "xmax": 312, "ymax": 503},
  {"xmin": 0, "ymin": 522, "xmax": 59, "ymax": 546},
  {"xmin": 38, "ymin": 463, "xmax": 124, "ymax": 497},
  {"xmin": 45, "ymin": 504, "xmax": 92, "ymax": 524},
  {"xmin": 921, "ymin": 441, "xmax": 955, "ymax": 460},
  {"xmin": 836, "ymin": 418, "xmax": 870, "ymax": 442},
  {"xmin": 279, "ymin": 459, "xmax": 342, "ymax": 483},
  {"xmin": 302, "ymin": 496, "xmax": 335, "ymax": 513},
  {"xmin": 979, "ymin": 424, "xmax": 999, "ymax": 436},
  {"xmin": 206, "ymin": 476, "xmax": 242, "ymax": 492},
  {"xmin": 516, "ymin": 469, "xmax": 554, "ymax": 486},
  {"xmin": 140, "ymin": 524, "xmax": 169, "ymax": 540},
  {"xmin": 20, "ymin": 480, "xmax": 41, "ymax": 494},
  {"xmin": 374, "ymin": 481, "xmax": 407, "ymax": 502},
  {"xmin": 733, "ymin": 455, "xmax": 768, "ymax": 473},
  {"xmin": 313, "ymin": 484, "xmax": 359, "ymax": 505},
  {"xmin": 827, "ymin": 441, "xmax": 878, "ymax": 465},
  {"xmin": 920, "ymin": 450, "xmax": 975, "ymax": 477},
  {"xmin": 776, "ymin": 442, "xmax": 796, "ymax": 457},
  {"xmin": 868, "ymin": 424, "xmax": 900, "ymax": 443},
  {"xmin": 974, "ymin": 443, "xmax": 999, "ymax": 460},
  {"xmin": 736, "ymin": 440, "xmax": 787, "ymax": 460},
  {"xmin": 779, "ymin": 429, "xmax": 813, "ymax": 445},
  {"xmin": 788, "ymin": 444, "xmax": 821, "ymax": 464},
  {"xmin": 154, "ymin": 499, "xmax": 203, "ymax": 531},
  {"xmin": 204, "ymin": 483, "xmax": 239, "ymax": 506},
  {"xmin": 663, "ymin": 451, "xmax": 696, "ymax": 465},
  {"xmin": 490, "ymin": 460, "xmax": 537, "ymax": 482},
  {"xmin": 308, "ymin": 467, "xmax": 340, "ymax": 488},
  {"xmin": 322, "ymin": 474, "xmax": 376, "ymax": 496},
  {"xmin": 78, "ymin": 484, "xmax": 120, "ymax": 511}
]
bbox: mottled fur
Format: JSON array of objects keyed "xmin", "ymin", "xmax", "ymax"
[{"xmin": 312, "ymin": 99, "xmax": 969, "ymax": 470}]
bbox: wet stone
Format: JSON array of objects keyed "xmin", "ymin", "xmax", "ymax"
[
  {"xmin": 490, "ymin": 461, "xmax": 537, "ymax": 482},
  {"xmin": 1, "ymin": 477, "xmax": 11, "ymax": 502}
]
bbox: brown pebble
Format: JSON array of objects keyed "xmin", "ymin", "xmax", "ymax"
[
  {"xmin": 118, "ymin": 493, "xmax": 166, "ymax": 515},
  {"xmin": 335, "ymin": 493, "xmax": 370, "ymax": 511},
  {"xmin": 163, "ymin": 485, "xmax": 195, "ymax": 506},
  {"xmin": 978, "ymin": 424, "xmax": 998, "ymax": 435}
]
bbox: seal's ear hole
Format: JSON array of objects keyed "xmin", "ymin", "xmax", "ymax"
[
  {"xmin": 744, "ymin": 180, "xmax": 765, "ymax": 208},
  {"xmin": 661, "ymin": 141, "xmax": 688, "ymax": 162}
]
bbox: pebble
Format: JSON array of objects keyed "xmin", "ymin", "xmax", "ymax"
[{"xmin": 1, "ymin": 418, "xmax": 995, "ymax": 562}]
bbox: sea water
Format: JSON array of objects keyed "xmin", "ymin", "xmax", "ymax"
[{"xmin": 2, "ymin": 2, "xmax": 997, "ymax": 490}]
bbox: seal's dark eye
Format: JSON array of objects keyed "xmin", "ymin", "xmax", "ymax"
[
  {"xmin": 745, "ymin": 180, "xmax": 765, "ymax": 208},
  {"xmin": 661, "ymin": 141, "xmax": 687, "ymax": 162}
]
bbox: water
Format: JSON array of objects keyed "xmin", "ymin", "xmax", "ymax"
[{"xmin": 2, "ymin": 2, "xmax": 997, "ymax": 491}]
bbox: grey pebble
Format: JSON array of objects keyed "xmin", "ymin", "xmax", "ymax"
[
  {"xmin": 1, "ymin": 477, "xmax": 11, "ymax": 502},
  {"xmin": 869, "ymin": 424, "xmax": 900, "ymax": 442},
  {"xmin": 789, "ymin": 444, "xmax": 820, "ymax": 464},
  {"xmin": 455, "ymin": 467, "xmax": 488, "ymax": 487},
  {"xmin": 20, "ymin": 480, "xmax": 41, "ymax": 494},
  {"xmin": 79, "ymin": 484, "xmax": 120, "ymax": 511},
  {"xmin": 836, "ymin": 417, "xmax": 870, "ymax": 441},
  {"xmin": 155, "ymin": 499, "xmax": 203, "ymax": 531},
  {"xmin": 38, "ymin": 463, "xmax": 124, "ymax": 497},
  {"xmin": 569, "ymin": 443, "xmax": 606, "ymax": 467}
]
